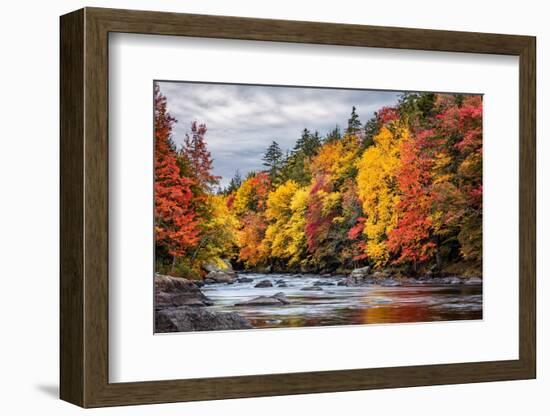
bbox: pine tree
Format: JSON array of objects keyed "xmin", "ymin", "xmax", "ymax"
[
  {"xmin": 363, "ymin": 116, "xmax": 379, "ymax": 148},
  {"xmin": 324, "ymin": 125, "xmax": 342, "ymax": 143},
  {"xmin": 291, "ymin": 128, "xmax": 320, "ymax": 157},
  {"xmin": 280, "ymin": 129, "xmax": 322, "ymax": 185},
  {"xmin": 346, "ymin": 106, "xmax": 362, "ymax": 136},
  {"xmin": 262, "ymin": 141, "xmax": 284, "ymax": 182},
  {"xmin": 225, "ymin": 170, "xmax": 243, "ymax": 194}
]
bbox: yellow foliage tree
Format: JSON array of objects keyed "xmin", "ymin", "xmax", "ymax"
[
  {"xmin": 264, "ymin": 180, "xmax": 301, "ymax": 263},
  {"xmin": 198, "ymin": 194, "xmax": 239, "ymax": 265},
  {"xmin": 230, "ymin": 172, "xmax": 271, "ymax": 267},
  {"xmin": 310, "ymin": 135, "xmax": 359, "ymax": 180},
  {"xmin": 286, "ymin": 186, "xmax": 310, "ymax": 266},
  {"xmin": 356, "ymin": 126, "xmax": 408, "ymax": 266},
  {"xmin": 261, "ymin": 180, "xmax": 311, "ymax": 267}
]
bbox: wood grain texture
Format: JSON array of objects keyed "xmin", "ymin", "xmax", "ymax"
[
  {"xmin": 518, "ymin": 38, "xmax": 537, "ymax": 375},
  {"xmin": 59, "ymin": 7, "xmax": 537, "ymax": 408},
  {"xmin": 59, "ymin": 8, "xmax": 84, "ymax": 407}
]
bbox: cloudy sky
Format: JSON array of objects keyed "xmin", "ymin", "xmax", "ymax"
[{"xmin": 157, "ymin": 81, "xmax": 401, "ymax": 188}]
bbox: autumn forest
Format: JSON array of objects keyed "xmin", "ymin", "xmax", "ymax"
[{"xmin": 154, "ymin": 83, "xmax": 482, "ymax": 282}]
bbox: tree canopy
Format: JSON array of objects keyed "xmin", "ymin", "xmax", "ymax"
[{"xmin": 155, "ymin": 84, "xmax": 482, "ymax": 278}]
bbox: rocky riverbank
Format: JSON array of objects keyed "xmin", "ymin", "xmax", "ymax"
[
  {"xmin": 335, "ymin": 266, "xmax": 482, "ymax": 287},
  {"xmin": 154, "ymin": 274, "xmax": 252, "ymax": 332},
  {"xmin": 197, "ymin": 258, "xmax": 483, "ymax": 288},
  {"xmin": 155, "ymin": 263, "xmax": 482, "ymax": 332}
]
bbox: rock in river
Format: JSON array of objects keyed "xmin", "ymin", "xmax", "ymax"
[
  {"xmin": 236, "ymin": 276, "xmax": 254, "ymax": 283},
  {"xmin": 156, "ymin": 307, "xmax": 252, "ymax": 332},
  {"xmin": 313, "ymin": 280, "xmax": 335, "ymax": 286},
  {"xmin": 235, "ymin": 292, "xmax": 290, "ymax": 307},
  {"xmin": 203, "ymin": 259, "xmax": 237, "ymax": 283},
  {"xmin": 155, "ymin": 274, "xmax": 252, "ymax": 332},
  {"xmin": 350, "ymin": 266, "xmax": 370, "ymax": 280},
  {"xmin": 337, "ymin": 277, "xmax": 356, "ymax": 287},
  {"xmin": 203, "ymin": 258, "xmax": 234, "ymax": 273},
  {"xmin": 301, "ymin": 286, "xmax": 324, "ymax": 291},
  {"xmin": 465, "ymin": 277, "xmax": 482, "ymax": 285},
  {"xmin": 204, "ymin": 270, "xmax": 236, "ymax": 284},
  {"xmin": 254, "ymin": 279, "xmax": 273, "ymax": 288},
  {"xmin": 154, "ymin": 274, "xmax": 213, "ymax": 308}
]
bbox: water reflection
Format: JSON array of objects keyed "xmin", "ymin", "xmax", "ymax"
[{"xmin": 202, "ymin": 273, "xmax": 482, "ymax": 329}]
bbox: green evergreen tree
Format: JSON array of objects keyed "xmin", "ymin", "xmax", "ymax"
[
  {"xmin": 398, "ymin": 92, "xmax": 436, "ymax": 127},
  {"xmin": 346, "ymin": 106, "xmax": 362, "ymax": 135},
  {"xmin": 262, "ymin": 141, "xmax": 284, "ymax": 182},
  {"xmin": 362, "ymin": 116, "xmax": 379, "ymax": 149},
  {"xmin": 324, "ymin": 125, "xmax": 342, "ymax": 143},
  {"xmin": 224, "ymin": 170, "xmax": 243, "ymax": 194},
  {"xmin": 293, "ymin": 128, "xmax": 321, "ymax": 157},
  {"xmin": 280, "ymin": 128, "xmax": 322, "ymax": 185}
]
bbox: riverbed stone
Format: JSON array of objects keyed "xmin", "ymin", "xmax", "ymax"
[
  {"xmin": 254, "ymin": 279, "xmax": 273, "ymax": 288},
  {"xmin": 371, "ymin": 270, "xmax": 391, "ymax": 280},
  {"xmin": 156, "ymin": 306, "xmax": 252, "ymax": 332},
  {"xmin": 203, "ymin": 258, "xmax": 233, "ymax": 273},
  {"xmin": 205, "ymin": 270, "xmax": 236, "ymax": 284},
  {"xmin": 350, "ymin": 266, "xmax": 370, "ymax": 280},
  {"xmin": 236, "ymin": 276, "xmax": 254, "ymax": 283},
  {"xmin": 154, "ymin": 274, "xmax": 213, "ymax": 308},
  {"xmin": 235, "ymin": 292, "xmax": 290, "ymax": 306},
  {"xmin": 337, "ymin": 277, "xmax": 355, "ymax": 286},
  {"xmin": 313, "ymin": 280, "xmax": 335, "ymax": 286}
]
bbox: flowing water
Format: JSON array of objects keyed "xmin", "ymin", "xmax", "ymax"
[{"xmin": 201, "ymin": 273, "xmax": 482, "ymax": 329}]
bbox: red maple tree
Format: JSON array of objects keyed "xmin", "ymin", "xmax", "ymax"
[{"xmin": 154, "ymin": 84, "xmax": 199, "ymax": 259}]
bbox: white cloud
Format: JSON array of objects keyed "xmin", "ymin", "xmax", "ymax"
[{"xmin": 157, "ymin": 81, "xmax": 400, "ymax": 187}]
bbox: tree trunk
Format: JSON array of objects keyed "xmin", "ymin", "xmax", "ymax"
[{"xmin": 170, "ymin": 255, "xmax": 176, "ymax": 273}]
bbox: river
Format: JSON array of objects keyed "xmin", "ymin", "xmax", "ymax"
[{"xmin": 201, "ymin": 273, "xmax": 482, "ymax": 329}]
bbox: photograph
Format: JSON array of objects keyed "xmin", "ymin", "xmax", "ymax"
[{"xmin": 153, "ymin": 81, "xmax": 483, "ymax": 333}]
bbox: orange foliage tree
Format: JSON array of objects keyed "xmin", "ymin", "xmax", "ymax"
[{"xmin": 154, "ymin": 84, "xmax": 199, "ymax": 262}]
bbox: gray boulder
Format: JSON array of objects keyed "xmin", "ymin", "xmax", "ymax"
[
  {"xmin": 254, "ymin": 279, "xmax": 273, "ymax": 288},
  {"xmin": 350, "ymin": 266, "xmax": 370, "ymax": 280},
  {"xmin": 372, "ymin": 270, "xmax": 391, "ymax": 280},
  {"xmin": 203, "ymin": 258, "xmax": 234, "ymax": 273},
  {"xmin": 236, "ymin": 276, "xmax": 254, "ymax": 283},
  {"xmin": 235, "ymin": 292, "xmax": 290, "ymax": 306},
  {"xmin": 313, "ymin": 280, "xmax": 335, "ymax": 286},
  {"xmin": 205, "ymin": 270, "xmax": 236, "ymax": 284},
  {"xmin": 156, "ymin": 307, "xmax": 252, "ymax": 332},
  {"xmin": 337, "ymin": 277, "xmax": 356, "ymax": 286},
  {"xmin": 203, "ymin": 259, "xmax": 236, "ymax": 283},
  {"xmin": 154, "ymin": 274, "xmax": 212, "ymax": 308}
]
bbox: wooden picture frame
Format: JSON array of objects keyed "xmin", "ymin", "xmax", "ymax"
[{"xmin": 60, "ymin": 7, "xmax": 536, "ymax": 408}]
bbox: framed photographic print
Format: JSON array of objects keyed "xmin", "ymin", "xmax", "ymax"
[{"xmin": 60, "ymin": 7, "xmax": 536, "ymax": 408}]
